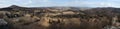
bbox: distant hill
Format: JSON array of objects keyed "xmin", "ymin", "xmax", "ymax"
[
  {"xmin": 0, "ymin": 5, "xmax": 92, "ymax": 11},
  {"xmin": 0, "ymin": 5, "xmax": 120, "ymax": 29}
]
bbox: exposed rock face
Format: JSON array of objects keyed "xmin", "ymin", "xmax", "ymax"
[
  {"xmin": 0, "ymin": 19, "xmax": 7, "ymax": 25},
  {"xmin": 0, "ymin": 19, "xmax": 8, "ymax": 29},
  {"xmin": 0, "ymin": 5, "xmax": 120, "ymax": 29}
]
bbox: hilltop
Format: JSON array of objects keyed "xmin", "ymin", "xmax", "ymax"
[{"xmin": 0, "ymin": 5, "xmax": 120, "ymax": 29}]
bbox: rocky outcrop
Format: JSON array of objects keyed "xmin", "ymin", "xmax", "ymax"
[
  {"xmin": 0, "ymin": 5, "xmax": 120, "ymax": 29},
  {"xmin": 0, "ymin": 19, "xmax": 7, "ymax": 26},
  {"xmin": 0, "ymin": 19, "xmax": 8, "ymax": 29}
]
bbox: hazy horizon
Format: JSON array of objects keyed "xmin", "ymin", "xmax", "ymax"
[{"xmin": 0, "ymin": 0, "xmax": 120, "ymax": 8}]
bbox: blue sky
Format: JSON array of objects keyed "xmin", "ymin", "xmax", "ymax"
[{"xmin": 0, "ymin": 0, "xmax": 120, "ymax": 8}]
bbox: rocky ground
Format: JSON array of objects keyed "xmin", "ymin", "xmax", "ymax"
[{"xmin": 0, "ymin": 5, "xmax": 120, "ymax": 29}]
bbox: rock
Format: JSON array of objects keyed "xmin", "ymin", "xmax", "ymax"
[
  {"xmin": 0, "ymin": 19, "xmax": 8, "ymax": 29},
  {"xmin": 0, "ymin": 19, "xmax": 7, "ymax": 25}
]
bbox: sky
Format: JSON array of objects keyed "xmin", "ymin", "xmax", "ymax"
[{"xmin": 0, "ymin": 0, "xmax": 120, "ymax": 8}]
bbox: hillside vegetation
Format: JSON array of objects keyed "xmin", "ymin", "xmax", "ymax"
[{"xmin": 0, "ymin": 5, "xmax": 120, "ymax": 29}]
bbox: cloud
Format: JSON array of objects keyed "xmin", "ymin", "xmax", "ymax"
[
  {"xmin": 0, "ymin": 0, "xmax": 34, "ymax": 7},
  {"xmin": 78, "ymin": 0, "xmax": 120, "ymax": 7},
  {"xmin": 81, "ymin": 2, "xmax": 112, "ymax": 7},
  {"xmin": 0, "ymin": 0, "xmax": 120, "ymax": 7},
  {"xmin": 0, "ymin": 0, "xmax": 103, "ymax": 7},
  {"xmin": 0, "ymin": 4, "xmax": 11, "ymax": 8}
]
